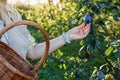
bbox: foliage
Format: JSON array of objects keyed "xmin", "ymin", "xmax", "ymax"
[{"xmin": 16, "ymin": 0, "xmax": 120, "ymax": 80}]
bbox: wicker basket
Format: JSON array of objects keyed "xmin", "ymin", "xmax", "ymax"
[{"xmin": 0, "ymin": 20, "xmax": 50, "ymax": 80}]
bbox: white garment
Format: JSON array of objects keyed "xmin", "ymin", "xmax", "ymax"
[
  {"xmin": 0, "ymin": 11, "xmax": 36, "ymax": 59},
  {"xmin": 0, "ymin": 20, "xmax": 9, "ymax": 44}
]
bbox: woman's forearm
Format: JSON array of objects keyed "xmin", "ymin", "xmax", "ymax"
[
  {"xmin": 27, "ymin": 36, "xmax": 66, "ymax": 60},
  {"xmin": 27, "ymin": 23, "xmax": 91, "ymax": 60}
]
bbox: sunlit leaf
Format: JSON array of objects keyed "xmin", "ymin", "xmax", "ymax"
[
  {"xmin": 79, "ymin": 45, "xmax": 85, "ymax": 52},
  {"xmin": 80, "ymin": 39, "xmax": 85, "ymax": 46},
  {"xmin": 63, "ymin": 64, "xmax": 67, "ymax": 70},
  {"xmin": 105, "ymin": 47, "xmax": 113, "ymax": 56}
]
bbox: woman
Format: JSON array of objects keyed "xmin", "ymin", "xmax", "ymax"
[{"xmin": 0, "ymin": 0, "xmax": 91, "ymax": 60}]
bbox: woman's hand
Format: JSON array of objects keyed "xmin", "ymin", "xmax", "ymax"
[{"xmin": 66, "ymin": 22, "xmax": 91, "ymax": 41}]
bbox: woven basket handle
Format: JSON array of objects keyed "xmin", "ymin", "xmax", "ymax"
[{"xmin": 0, "ymin": 20, "xmax": 50, "ymax": 72}]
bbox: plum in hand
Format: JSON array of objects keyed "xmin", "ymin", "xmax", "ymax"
[{"xmin": 83, "ymin": 14, "xmax": 92, "ymax": 24}]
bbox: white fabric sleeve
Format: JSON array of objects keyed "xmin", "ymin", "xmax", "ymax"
[
  {"xmin": 0, "ymin": 20, "xmax": 9, "ymax": 44},
  {"xmin": 28, "ymin": 32, "xmax": 37, "ymax": 49}
]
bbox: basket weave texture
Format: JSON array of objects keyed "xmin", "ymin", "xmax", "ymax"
[{"xmin": 0, "ymin": 20, "xmax": 50, "ymax": 80}]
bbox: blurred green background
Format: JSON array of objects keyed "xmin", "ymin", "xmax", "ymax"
[{"xmin": 13, "ymin": 0, "xmax": 120, "ymax": 80}]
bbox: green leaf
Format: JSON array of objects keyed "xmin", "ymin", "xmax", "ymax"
[
  {"xmin": 115, "ymin": 51, "xmax": 120, "ymax": 58},
  {"xmin": 79, "ymin": 45, "xmax": 85, "ymax": 52},
  {"xmin": 89, "ymin": 39, "xmax": 97, "ymax": 53},
  {"xmin": 113, "ymin": 13, "xmax": 120, "ymax": 21},
  {"xmin": 97, "ymin": 18, "xmax": 105, "ymax": 25},
  {"xmin": 111, "ymin": 6, "xmax": 118, "ymax": 12},
  {"xmin": 80, "ymin": 40, "xmax": 85, "ymax": 46},
  {"xmin": 105, "ymin": 47, "xmax": 113, "ymax": 56},
  {"xmin": 97, "ymin": 18, "xmax": 107, "ymax": 33},
  {"xmin": 67, "ymin": 19, "xmax": 77, "ymax": 25},
  {"xmin": 85, "ymin": 34, "xmax": 94, "ymax": 43},
  {"xmin": 55, "ymin": 49, "xmax": 63, "ymax": 58},
  {"xmin": 97, "ymin": 2, "xmax": 110, "ymax": 9},
  {"xmin": 101, "ymin": 25, "xmax": 108, "ymax": 33}
]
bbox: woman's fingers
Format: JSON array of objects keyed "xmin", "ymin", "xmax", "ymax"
[
  {"xmin": 86, "ymin": 23, "xmax": 91, "ymax": 28},
  {"xmin": 85, "ymin": 23, "xmax": 91, "ymax": 32},
  {"xmin": 78, "ymin": 22, "xmax": 85, "ymax": 28},
  {"xmin": 66, "ymin": 22, "xmax": 91, "ymax": 40},
  {"xmin": 78, "ymin": 23, "xmax": 91, "ymax": 38}
]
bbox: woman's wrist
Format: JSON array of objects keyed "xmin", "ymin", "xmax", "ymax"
[{"xmin": 62, "ymin": 32, "xmax": 71, "ymax": 44}]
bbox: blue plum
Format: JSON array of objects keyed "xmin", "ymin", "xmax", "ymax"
[
  {"xmin": 98, "ymin": 71, "xmax": 105, "ymax": 80},
  {"xmin": 83, "ymin": 14, "xmax": 92, "ymax": 24}
]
